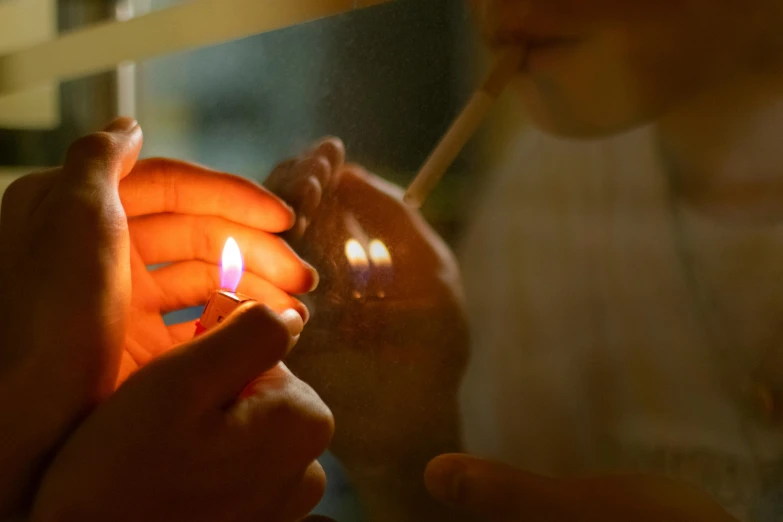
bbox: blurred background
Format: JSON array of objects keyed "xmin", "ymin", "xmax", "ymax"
[{"xmin": 0, "ymin": 0, "xmax": 521, "ymax": 244}]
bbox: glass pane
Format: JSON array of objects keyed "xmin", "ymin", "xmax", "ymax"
[
  {"xmin": 136, "ymin": 1, "xmax": 478, "ymax": 520},
  {"xmin": 6, "ymin": 0, "xmax": 783, "ymax": 521}
]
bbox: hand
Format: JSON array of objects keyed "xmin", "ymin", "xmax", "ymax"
[
  {"xmin": 0, "ymin": 118, "xmax": 141, "ymax": 515},
  {"xmin": 425, "ymin": 454, "xmax": 740, "ymax": 522},
  {"xmin": 0, "ymin": 118, "xmax": 314, "ymax": 514},
  {"xmin": 118, "ymin": 156, "xmax": 315, "ymax": 384},
  {"xmin": 31, "ymin": 303, "xmax": 334, "ymax": 522},
  {"xmin": 265, "ymin": 139, "xmax": 468, "ymax": 519}
]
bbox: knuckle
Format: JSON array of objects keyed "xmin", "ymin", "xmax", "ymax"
[
  {"xmin": 67, "ymin": 132, "xmax": 120, "ymax": 162},
  {"xmin": 267, "ymin": 387, "xmax": 334, "ymax": 454},
  {"xmin": 271, "ymin": 380, "xmax": 334, "ymax": 455},
  {"xmin": 265, "ymin": 392, "xmax": 303, "ymax": 428},
  {"xmin": 196, "ymin": 218, "xmax": 217, "ymax": 259}
]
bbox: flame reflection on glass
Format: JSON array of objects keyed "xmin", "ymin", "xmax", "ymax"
[
  {"xmin": 369, "ymin": 239, "xmax": 392, "ymax": 297},
  {"xmin": 221, "ymin": 237, "xmax": 244, "ymax": 292},
  {"xmin": 345, "ymin": 239, "xmax": 369, "ymax": 299},
  {"xmin": 368, "ymin": 239, "xmax": 391, "ymax": 267},
  {"xmin": 345, "ymin": 239, "xmax": 369, "ymax": 268}
]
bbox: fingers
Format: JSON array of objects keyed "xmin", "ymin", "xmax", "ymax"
[
  {"xmin": 424, "ymin": 454, "xmax": 559, "ymax": 519},
  {"xmin": 169, "ymin": 303, "xmax": 304, "ymax": 405},
  {"xmin": 264, "ymin": 137, "xmax": 345, "ymax": 241},
  {"xmin": 288, "ymin": 176, "xmax": 323, "ymax": 241},
  {"xmin": 310, "ymin": 136, "xmax": 345, "ymax": 174},
  {"xmin": 267, "ymin": 156, "xmax": 330, "ymax": 212},
  {"xmin": 265, "ymin": 137, "xmax": 344, "ymax": 198},
  {"xmin": 167, "ymin": 320, "xmax": 199, "ymax": 344},
  {"xmin": 129, "ymin": 214, "xmax": 318, "ymax": 294},
  {"xmin": 120, "ymin": 157, "xmax": 295, "ymax": 233},
  {"xmin": 60, "ymin": 117, "xmax": 142, "ymax": 189},
  {"xmin": 148, "ymin": 260, "xmax": 309, "ymax": 320},
  {"xmin": 271, "ymin": 461, "xmax": 327, "ymax": 522}
]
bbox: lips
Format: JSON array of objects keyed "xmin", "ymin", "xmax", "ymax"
[
  {"xmin": 527, "ymin": 38, "xmax": 581, "ymax": 58},
  {"xmin": 488, "ymin": 34, "xmax": 581, "ymax": 72},
  {"xmin": 490, "ymin": 29, "xmax": 580, "ymax": 48}
]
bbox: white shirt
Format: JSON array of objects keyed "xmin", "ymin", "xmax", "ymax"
[{"xmin": 458, "ymin": 126, "xmax": 783, "ymax": 520}]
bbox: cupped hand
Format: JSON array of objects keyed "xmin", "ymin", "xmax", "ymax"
[
  {"xmin": 0, "ymin": 118, "xmax": 141, "ymax": 515},
  {"xmin": 31, "ymin": 303, "xmax": 334, "ymax": 522},
  {"xmin": 0, "ymin": 118, "xmax": 314, "ymax": 515},
  {"xmin": 425, "ymin": 454, "xmax": 739, "ymax": 522},
  {"xmin": 265, "ymin": 138, "xmax": 469, "ymax": 476},
  {"xmin": 118, "ymin": 155, "xmax": 316, "ymax": 383}
]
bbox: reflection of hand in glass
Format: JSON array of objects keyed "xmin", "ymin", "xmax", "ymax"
[{"xmin": 266, "ymin": 138, "xmax": 469, "ymax": 520}]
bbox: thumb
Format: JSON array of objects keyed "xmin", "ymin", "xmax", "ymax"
[
  {"xmin": 60, "ymin": 116, "xmax": 142, "ymax": 190},
  {"xmin": 172, "ymin": 303, "xmax": 304, "ymax": 406},
  {"xmin": 424, "ymin": 454, "xmax": 565, "ymax": 519}
]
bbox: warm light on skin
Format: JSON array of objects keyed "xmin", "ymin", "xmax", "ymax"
[
  {"xmin": 221, "ymin": 237, "xmax": 244, "ymax": 292},
  {"xmin": 345, "ymin": 239, "xmax": 369, "ymax": 268},
  {"xmin": 368, "ymin": 239, "xmax": 391, "ymax": 267}
]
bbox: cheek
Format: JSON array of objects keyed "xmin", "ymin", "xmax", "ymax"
[
  {"xmin": 512, "ymin": 36, "xmax": 671, "ymax": 136},
  {"xmin": 512, "ymin": 12, "xmax": 755, "ymax": 137}
]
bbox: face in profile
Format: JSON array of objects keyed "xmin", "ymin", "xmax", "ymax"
[{"xmin": 470, "ymin": 0, "xmax": 783, "ymax": 137}]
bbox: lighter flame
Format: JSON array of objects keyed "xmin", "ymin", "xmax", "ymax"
[
  {"xmin": 221, "ymin": 237, "xmax": 243, "ymax": 292},
  {"xmin": 345, "ymin": 239, "xmax": 369, "ymax": 268},
  {"xmin": 368, "ymin": 239, "xmax": 391, "ymax": 267}
]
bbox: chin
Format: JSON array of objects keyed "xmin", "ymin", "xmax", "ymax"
[{"xmin": 511, "ymin": 75, "xmax": 654, "ymax": 140}]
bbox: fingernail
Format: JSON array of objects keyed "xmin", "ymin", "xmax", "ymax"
[
  {"xmin": 103, "ymin": 116, "xmax": 138, "ymax": 133},
  {"xmin": 313, "ymin": 139, "xmax": 341, "ymax": 169},
  {"xmin": 426, "ymin": 458, "xmax": 466, "ymax": 504},
  {"xmin": 309, "ymin": 137, "xmax": 332, "ymax": 154},
  {"xmin": 279, "ymin": 308, "xmax": 304, "ymax": 337},
  {"xmin": 293, "ymin": 300, "xmax": 310, "ymax": 324},
  {"xmin": 300, "ymin": 181, "xmax": 320, "ymax": 218},
  {"xmin": 307, "ymin": 266, "xmax": 320, "ymax": 292}
]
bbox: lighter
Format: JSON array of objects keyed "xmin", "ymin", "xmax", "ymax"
[{"xmin": 194, "ymin": 237, "xmax": 252, "ymax": 336}]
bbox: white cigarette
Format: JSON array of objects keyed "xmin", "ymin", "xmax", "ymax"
[{"xmin": 403, "ymin": 47, "xmax": 525, "ymax": 208}]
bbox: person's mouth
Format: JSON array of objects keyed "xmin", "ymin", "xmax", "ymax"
[
  {"xmin": 489, "ymin": 32, "xmax": 581, "ymax": 70},
  {"xmin": 493, "ymin": 37, "xmax": 580, "ymax": 72}
]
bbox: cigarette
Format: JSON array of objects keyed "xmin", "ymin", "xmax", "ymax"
[{"xmin": 403, "ymin": 47, "xmax": 525, "ymax": 208}]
